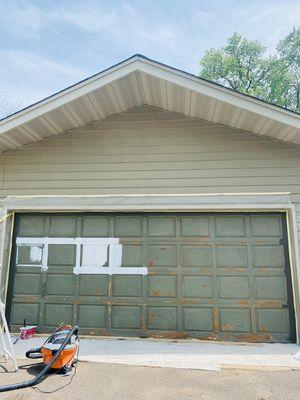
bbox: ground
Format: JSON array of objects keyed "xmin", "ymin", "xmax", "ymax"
[{"xmin": 0, "ymin": 359, "xmax": 300, "ymax": 400}]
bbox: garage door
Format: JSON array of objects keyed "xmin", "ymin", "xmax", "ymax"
[{"xmin": 7, "ymin": 212, "xmax": 295, "ymax": 342}]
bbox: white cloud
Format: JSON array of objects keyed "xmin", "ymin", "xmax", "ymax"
[
  {"xmin": 0, "ymin": 49, "xmax": 86, "ymax": 116},
  {"xmin": 250, "ymin": 3, "xmax": 300, "ymax": 52},
  {"xmin": 0, "ymin": 49, "xmax": 84, "ymax": 79},
  {"xmin": 0, "ymin": 2, "xmax": 44, "ymax": 39},
  {"xmin": 51, "ymin": 2, "xmax": 180, "ymax": 51}
]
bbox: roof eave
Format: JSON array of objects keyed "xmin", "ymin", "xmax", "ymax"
[
  {"xmin": 0, "ymin": 54, "xmax": 299, "ymax": 139},
  {"xmin": 136, "ymin": 57, "xmax": 300, "ymax": 129},
  {"xmin": 0, "ymin": 54, "xmax": 141, "ymax": 134}
]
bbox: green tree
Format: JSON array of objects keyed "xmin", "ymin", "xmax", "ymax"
[
  {"xmin": 277, "ymin": 27, "xmax": 300, "ymax": 112},
  {"xmin": 264, "ymin": 58, "xmax": 295, "ymax": 110},
  {"xmin": 199, "ymin": 30, "xmax": 300, "ymax": 113}
]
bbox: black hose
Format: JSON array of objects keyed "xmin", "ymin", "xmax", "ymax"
[
  {"xmin": 0, "ymin": 325, "xmax": 79, "ymax": 393},
  {"xmin": 26, "ymin": 347, "xmax": 42, "ymax": 359}
]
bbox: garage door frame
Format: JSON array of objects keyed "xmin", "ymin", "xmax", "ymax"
[{"xmin": 1, "ymin": 193, "xmax": 300, "ymax": 342}]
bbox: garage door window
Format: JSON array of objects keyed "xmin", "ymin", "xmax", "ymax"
[
  {"xmin": 15, "ymin": 236, "xmax": 147, "ymax": 275},
  {"xmin": 16, "ymin": 244, "xmax": 43, "ymax": 267}
]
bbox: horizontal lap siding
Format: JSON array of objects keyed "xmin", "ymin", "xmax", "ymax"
[
  {"xmin": 0, "ymin": 208, "xmax": 2, "ymax": 255},
  {"xmin": 0, "ymin": 106, "xmax": 300, "ymax": 197},
  {"xmin": 295, "ymin": 205, "xmax": 300, "ymax": 269}
]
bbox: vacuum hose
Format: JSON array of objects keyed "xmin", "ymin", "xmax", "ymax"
[
  {"xmin": 0, "ymin": 325, "xmax": 79, "ymax": 393},
  {"xmin": 25, "ymin": 347, "xmax": 43, "ymax": 359}
]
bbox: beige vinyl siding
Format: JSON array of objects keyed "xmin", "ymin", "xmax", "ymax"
[
  {"xmin": 0, "ymin": 208, "xmax": 2, "ymax": 257},
  {"xmin": 0, "ymin": 106, "xmax": 300, "ymax": 198},
  {"xmin": 295, "ymin": 203, "xmax": 300, "ymax": 251}
]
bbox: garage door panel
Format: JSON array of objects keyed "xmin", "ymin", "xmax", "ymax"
[
  {"xmin": 113, "ymin": 275, "xmax": 143, "ymax": 297},
  {"xmin": 181, "ymin": 246, "xmax": 212, "ymax": 268},
  {"xmin": 254, "ymin": 276, "xmax": 286, "ymax": 300},
  {"xmin": 44, "ymin": 303, "xmax": 74, "ymax": 326},
  {"xmin": 148, "ymin": 306, "xmax": 177, "ymax": 330},
  {"xmin": 148, "ymin": 275, "xmax": 177, "ymax": 298},
  {"xmin": 253, "ymin": 245, "xmax": 284, "ymax": 268},
  {"xmin": 78, "ymin": 305, "xmax": 106, "ymax": 328},
  {"xmin": 79, "ymin": 275, "xmax": 108, "ymax": 296},
  {"xmin": 220, "ymin": 308, "xmax": 251, "ymax": 333},
  {"xmin": 13, "ymin": 273, "xmax": 41, "ymax": 295},
  {"xmin": 49, "ymin": 216, "xmax": 76, "ymax": 237},
  {"xmin": 45, "ymin": 274, "xmax": 74, "ymax": 296},
  {"xmin": 183, "ymin": 307, "xmax": 213, "ymax": 331},
  {"xmin": 256, "ymin": 309, "xmax": 289, "ymax": 333},
  {"xmin": 250, "ymin": 215, "xmax": 282, "ymax": 237},
  {"xmin": 11, "ymin": 303, "xmax": 39, "ymax": 325},
  {"xmin": 182, "ymin": 276, "xmax": 213, "ymax": 298},
  {"xmin": 81, "ymin": 216, "xmax": 109, "ymax": 237},
  {"xmin": 112, "ymin": 306, "xmax": 142, "ymax": 329},
  {"xmin": 18, "ymin": 216, "xmax": 45, "ymax": 237},
  {"xmin": 217, "ymin": 246, "xmax": 248, "ymax": 268},
  {"xmin": 218, "ymin": 276, "xmax": 249, "ymax": 299},
  {"xmin": 215, "ymin": 216, "xmax": 246, "ymax": 237},
  {"xmin": 148, "ymin": 217, "xmax": 176, "ymax": 237},
  {"xmin": 114, "ymin": 216, "xmax": 142, "ymax": 237},
  {"xmin": 48, "ymin": 244, "xmax": 76, "ymax": 266},
  {"xmin": 122, "ymin": 244, "xmax": 143, "ymax": 267},
  {"xmin": 148, "ymin": 245, "xmax": 177, "ymax": 267},
  {"xmin": 180, "ymin": 216, "xmax": 210, "ymax": 237}
]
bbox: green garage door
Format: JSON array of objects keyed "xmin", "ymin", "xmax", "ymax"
[{"xmin": 7, "ymin": 212, "xmax": 295, "ymax": 342}]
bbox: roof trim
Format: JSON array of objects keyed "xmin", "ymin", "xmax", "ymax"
[
  {"xmin": 134, "ymin": 57, "xmax": 300, "ymax": 128},
  {"xmin": 0, "ymin": 53, "xmax": 299, "ymax": 137},
  {"xmin": 0, "ymin": 54, "xmax": 140, "ymax": 133}
]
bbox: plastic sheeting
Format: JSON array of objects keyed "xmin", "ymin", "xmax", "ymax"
[{"xmin": 1, "ymin": 193, "xmax": 292, "ymax": 211}]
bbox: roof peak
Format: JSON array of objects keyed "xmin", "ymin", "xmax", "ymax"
[{"xmin": 0, "ymin": 53, "xmax": 299, "ymax": 152}]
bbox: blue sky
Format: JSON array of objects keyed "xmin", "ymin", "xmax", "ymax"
[{"xmin": 0, "ymin": 0, "xmax": 299, "ymax": 116}]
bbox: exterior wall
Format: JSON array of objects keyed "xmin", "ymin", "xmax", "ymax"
[
  {"xmin": 0, "ymin": 106, "xmax": 300, "ymax": 199},
  {"xmin": 0, "ymin": 210, "xmax": 14, "ymax": 303},
  {"xmin": 294, "ymin": 204, "xmax": 300, "ymax": 299},
  {"xmin": 0, "ymin": 209, "xmax": 3, "ymax": 293},
  {"xmin": 1, "ymin": 106, "xmax": 300, "ymax": 338},
  {"xmin": 295, "ymin": 204, "xmax": 300, "ymax": 238}
]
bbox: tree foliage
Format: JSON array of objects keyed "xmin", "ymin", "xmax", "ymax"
[
  {"xmin": 199, "ymin": 29, "xmax": 300, "ymax": 112},
  {"xmin": 277, "ymin": 27, "xmax": 300, "ymax": 111}
]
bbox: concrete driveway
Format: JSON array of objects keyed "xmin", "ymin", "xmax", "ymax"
[
  {"xmin": 0, "ymin": 359, "xmax": 300, "ymax": 400},
  {"xmin": 10, "ymin": 336, "xmax": 300, "ymax": 371}
]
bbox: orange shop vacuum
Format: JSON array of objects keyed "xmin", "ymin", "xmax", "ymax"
[
  {"xmin": 0, "ymin": 325, "xmax": 79, "ymax": 393},
  {"xmin": 26, "ymin": 324, "xmax": 79, "ymax": 372}
]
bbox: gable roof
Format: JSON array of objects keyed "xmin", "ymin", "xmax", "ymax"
[{"xmin": 0, "ymin": 53, "xmax": 299, "ymax": 152}]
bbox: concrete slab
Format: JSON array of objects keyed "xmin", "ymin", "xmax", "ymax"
[
  {"xmin": 1, "ymin": 360, "xmax": 300, "ymax": 400},
  {"xmin": 3, "ymin": 335, "xmax": 300, "ymax": 371}
]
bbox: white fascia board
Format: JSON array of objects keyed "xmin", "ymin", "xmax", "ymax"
[
  {"xmin": 0, "ymin": 56, "xmax": 140, "ymax": 134},
  {"xmin": 136, "ymin": 59, "xmax": 300, "ymax": 130}
]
